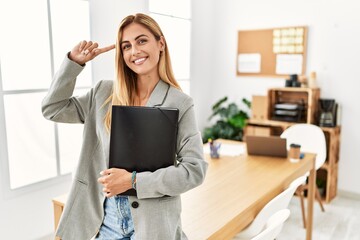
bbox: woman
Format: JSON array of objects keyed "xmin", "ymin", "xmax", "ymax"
[{"xmin": 42, "ymin": 13, "xmax": 207, "ymax": 240}]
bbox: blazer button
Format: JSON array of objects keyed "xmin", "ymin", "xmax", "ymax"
[{"xmin": 131, "ymin": 201, "xmax": 139, "ymax": 208}]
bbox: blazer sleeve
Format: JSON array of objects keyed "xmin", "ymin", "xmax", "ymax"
[
  {"xmin": 42, "ymin": 55, "xmax": 100, "ymax": 123},
  {"xmin": 136, "ymin": 97, "xmax": 208, "ymax": 199}
]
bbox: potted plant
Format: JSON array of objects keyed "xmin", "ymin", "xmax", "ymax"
[{"xmin": 202, "ymin": 96, "xmax": 251, "ymax": 143}]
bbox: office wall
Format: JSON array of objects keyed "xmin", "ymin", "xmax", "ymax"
[
  {"xmin": 191, "ymin": 0, "xmax": 360, "ymax": 195},
  {"xmin": 190, "ymin": 0, "xmax": 216, "ymax": 131},
  {"xmin": 0, "ymin": 179, "xmax": 72, "ymax": 240},
  {"xmin": 89, "ymin": 0, "xmax": 148, "ymax": 83}
]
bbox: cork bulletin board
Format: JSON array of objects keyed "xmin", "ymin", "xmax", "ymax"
[{"xmin": 236, "ymin": 26, "xmax": 308, "ymax": 78}]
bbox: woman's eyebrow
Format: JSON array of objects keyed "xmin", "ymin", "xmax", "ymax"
[
  {"xmin": 121, "ymin": 34, "xmax": 149, "ymax": 45},
  {"xmin": 135, "ymin": 34, "xmax": 149, "ymax": 40}
]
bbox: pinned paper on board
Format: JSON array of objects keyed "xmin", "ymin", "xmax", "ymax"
[
  {"xmin": 275, "ymin": 54, "xmax": 303, "ymax": 75},
  {"xmin": 237, "ymin": 53, "xmax": 261, "ymax": 73},
  {"xmin": 273, "ymin": 27, "xmax": 305, "ymax": 54}
]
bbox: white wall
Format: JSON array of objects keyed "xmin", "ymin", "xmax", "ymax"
[
  {"xmin": 89, "ymin": 0, "xmax": 148, "ymax": 83},
  {"xmin": 191, "ymin": 0, "xmax": 360, "ymax": 195},
  {"xmin": 190, "ymin": 0, "xmax": 216, "ymax": 130},
  {"xmin": 0, "ymin": 178, "xmax": 72, "ymax": 240}
]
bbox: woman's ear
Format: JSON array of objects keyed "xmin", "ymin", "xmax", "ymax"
[{"xmin": 159, "ymin": 36, "xmax": 165, "ymax": 51}]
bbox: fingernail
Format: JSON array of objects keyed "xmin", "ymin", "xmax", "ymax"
[{"xmin": 100, "ymin": 171, "xmax": 103, "ymax": 175}]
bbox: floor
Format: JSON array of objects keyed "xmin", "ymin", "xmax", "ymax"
[{"xmin": 268, "ymin": 195, "xmax": 360, "ymax": 240}]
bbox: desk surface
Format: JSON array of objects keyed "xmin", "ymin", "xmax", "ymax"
[
  {"xmin": 181, "ymin": 139, "xmax": 315, "ymax": 240},
  {"xmin": 53, "ymin": 140, "xmax": 315, "ymax": 240}
]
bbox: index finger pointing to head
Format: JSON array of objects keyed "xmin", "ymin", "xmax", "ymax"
[{"xmin": 98, "ymin": 44, "xmax": 115, "ymax": 54}]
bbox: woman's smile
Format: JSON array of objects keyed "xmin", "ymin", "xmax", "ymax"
[{"xmin": 133, "ymin": 57, "xmax": 147, "ymax": 65}]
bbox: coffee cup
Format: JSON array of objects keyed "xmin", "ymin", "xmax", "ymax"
[{"xmin": 289, "ymin": 143, "xmax": 301, "ymax": 162}]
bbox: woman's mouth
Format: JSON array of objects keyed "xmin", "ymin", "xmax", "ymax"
[{"xmin": 133, "ymin": 57, "xmax": 147, "ymax": 65}]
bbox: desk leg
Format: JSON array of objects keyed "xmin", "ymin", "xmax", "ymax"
[
  {"xmin": 53, "ymin": 202, "xmax": 63, "ymax": 240},
  {"xmin": 306, "ymin": 160, "xmax": 316, "ymax": 240}
]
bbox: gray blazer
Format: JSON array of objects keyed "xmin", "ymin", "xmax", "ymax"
[{"xmin": 42, "ymin": 56, "xmax": 208, "ymax": 240}]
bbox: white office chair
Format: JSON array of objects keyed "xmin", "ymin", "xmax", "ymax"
[
  {"xmin": 235, "ymin": 176, "xmax": 306, "ymax": 240},
  {"xmin": 280, "ymin": 123, "xmax": 327, "ymax": 228},
  {"xmin": 250, "ymin": 209, "xmax": 290, "ymax": 240}
]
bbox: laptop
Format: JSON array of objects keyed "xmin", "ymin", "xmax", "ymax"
[
  {"xmin": 245, "ymin": 135, "xmax": 288, "ymax": 158},
  {"xmin": 109, "ymin": 105, "xmax": 179, "ymax": 196}
]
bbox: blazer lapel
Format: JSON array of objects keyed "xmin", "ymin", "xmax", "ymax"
[{"xmin": 146, "ymin": 80, "xmax": 170, "ymax": 107}]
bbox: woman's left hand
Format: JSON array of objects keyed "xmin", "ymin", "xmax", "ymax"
[{"xmin": 97, "ymin": 168, "xmax": 132, "ymax": 197}]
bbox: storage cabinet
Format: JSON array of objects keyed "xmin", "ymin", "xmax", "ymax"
[
  {"xmin": 320, "ymin": 126, "xmax": 341, "ymax": 202},
  {"xmin": 245, "ymin": 87, "xmax": 340, "ymax": 203},
  {"xmin": 268, "ymin": 87, "xmax": 320, "ymax": 123}
]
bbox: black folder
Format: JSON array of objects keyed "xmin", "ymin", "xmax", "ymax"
[{"xmin": 109, "ymin": 105, "xmax": 179, "ymax": 196}]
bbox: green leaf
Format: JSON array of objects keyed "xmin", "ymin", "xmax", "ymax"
[
  {"xmin": 202, "ymin": 96, "xmax": 251, "ymax": 142},
  {"xmin": 218, "ymin": 122, "xmax": 235, "ymax": 139},
  {"xmin": 242, "ymin": 98, "xmax": 251, "ymax": 109},
  {"xmin": 212, "ymin": 96, "xmax": 228, "ymax": 111},
  {"xmin": 227, "ymin": 103, "xmax": 239, "ymax": 118},
  {"xmin": 208, "ymin": 107, "xmax": 227, "ymax": 121},
  {"xmin": 229, "ymin": 114, "xmax": 247, "ymax": 128},
  {"xmin": 202, "ymin": 128, "xmax": 215, "ymax": 143}
]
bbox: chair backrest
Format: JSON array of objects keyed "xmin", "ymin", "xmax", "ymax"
[
  {"xmin": 280, "ymin": 123, "xmax": 327, "ymax": 170},
  {"xmin": 236, "ymin": 176, "xmax": 306, "ymax": 239},
  {"xmin": 251, "ymin": 209, "xmax": 290, "ymax": 240}
]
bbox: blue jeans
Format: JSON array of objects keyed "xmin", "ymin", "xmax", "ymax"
[{"xmin": 95, "ymin": 196, "xmax": 135, "ymax": 240}]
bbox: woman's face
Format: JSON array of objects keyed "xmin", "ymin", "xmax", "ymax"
[{"xmin": 121, "ymin": 23, "xmax": 164, "ymax": 77}]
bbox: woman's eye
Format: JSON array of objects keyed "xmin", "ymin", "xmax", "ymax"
[
  {"xmin": 138, "ymin": 39, "xmax": 147, "ymax": 44},
  {"xmin": 122, "ymin": 44, "xmax": 131, "ymax": 50}
]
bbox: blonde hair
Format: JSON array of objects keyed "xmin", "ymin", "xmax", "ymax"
[{"xmin": 103, "ymin": 13, "xmax": 181, "ymax": 132}]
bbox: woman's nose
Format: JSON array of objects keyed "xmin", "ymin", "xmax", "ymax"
[{"xmin": 131, "ymin": 45, "xmax": 141, "ymax": 56}]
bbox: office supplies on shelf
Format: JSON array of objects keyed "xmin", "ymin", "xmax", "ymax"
[
  {"xmin": 273, "ymin": 101, "xmax": 304, "ymax": 122},
  {"xmin": 268, "ymin": 88, "xmax": 319, "ymax": 123},
  {"xmin": 109, "ymin": 105, "xmax": 179, "ymax": 196}
]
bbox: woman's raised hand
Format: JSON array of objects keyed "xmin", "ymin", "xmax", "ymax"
[{"xmin": 69, "ymin": 40, "xmax": 115, "ymax": 65}]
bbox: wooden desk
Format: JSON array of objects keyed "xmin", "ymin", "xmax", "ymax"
[
  {"xmin": 182, "ymin": 140, "xmax": 315, "ymax": 239},
  {"xmin": 53, "ymin": 140, "xmax": 316, "ymax": 240},
  {"xmin": 52, "ymin": 194, "xmax": 67, "ymax": 230}
]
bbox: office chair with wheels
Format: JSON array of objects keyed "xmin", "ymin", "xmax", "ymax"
[
  {"xmin": 250, "ymin": 209, "xmax": 290, "ymax": 240},
  {"xmin": 280, "ymin": 123, "xmax": 327, "ymax": 228},
  {"xmin": 234, "ymin": 176, "xmax": 306, "ymax": 240}
]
